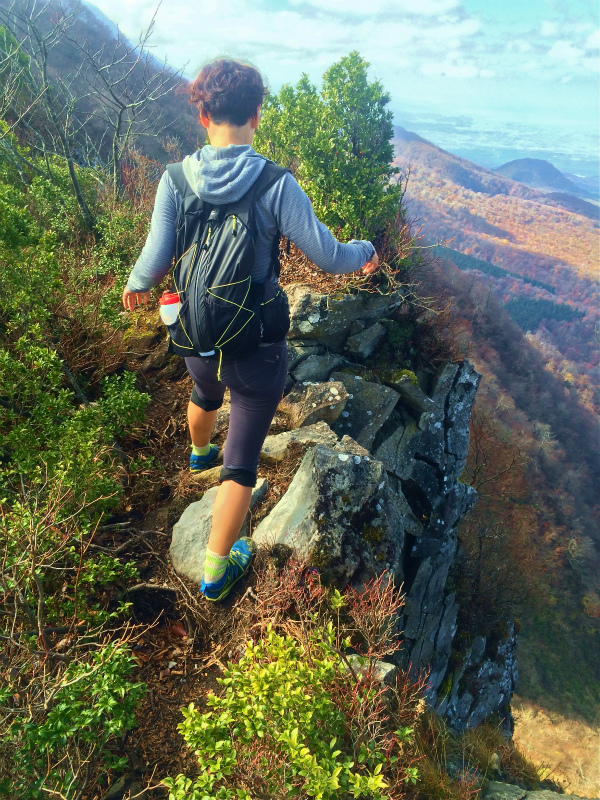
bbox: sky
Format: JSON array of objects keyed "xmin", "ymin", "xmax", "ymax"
[{"xmin": 85, "ymin": 0, "xmax": 600, "ymax": 176}]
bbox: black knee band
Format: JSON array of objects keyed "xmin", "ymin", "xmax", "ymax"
[
  {"xmin": 190, "ymin": 387, "xmax": 223, "ymax": 412},
  {"xmin": 219, "ymin": 466, "xmax": 257, "ymax": 488}
]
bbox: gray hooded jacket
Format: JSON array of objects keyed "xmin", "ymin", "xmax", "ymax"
[{"xmin": 126, "ymin": 144, "xmax": 376, "ymax": 292}]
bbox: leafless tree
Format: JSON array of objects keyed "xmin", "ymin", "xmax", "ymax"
[{"xmin": 0, "ymin": 0, "xmax": 184, "ymax": 227}]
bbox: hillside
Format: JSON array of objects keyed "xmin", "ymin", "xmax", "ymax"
[
  {"xmin": 398, "ymin": 125, "xmax": 600, "ymax": 764},
  {"xmin": 393, "ymin": 126, "xmax": 599, "ymax": 428},
  {"xmin": 493, "ymin": 158, "xmax": 592, "ymax": 199}
]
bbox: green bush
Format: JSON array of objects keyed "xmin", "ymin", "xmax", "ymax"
[
  {"xmin": 255, "ymin": 52, "xmax": 403, "ymax": 241},
  {"xmin": 164, "ymin": 568, "xmax": 423, "ymax": 800},
  {"xmin": 1, "ymin": 643, "xmax": 146, "ymax": 799}
]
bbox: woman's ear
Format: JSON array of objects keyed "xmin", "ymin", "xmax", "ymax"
[
  {"xmin": 250, "ymin": 107, "xmax": 261, "ymax": 130},
  {"xmin": 200, "ymin": 112, "xmax": 211, "ymax": 129}
]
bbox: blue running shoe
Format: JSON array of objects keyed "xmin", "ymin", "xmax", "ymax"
[
  {"xmin": 190, "ymin": 443, "xmax": 219, "ymax": 473},
  {"xmin": 200, "ymin": 537, "xmax": 256, "ymax": 602}
]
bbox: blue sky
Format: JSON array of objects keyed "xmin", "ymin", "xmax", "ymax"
[{"xmin": 87, "ymin": 0, "xmax": 600, "ymax": 175}]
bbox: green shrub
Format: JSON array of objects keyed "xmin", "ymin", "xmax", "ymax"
[
  {"xmin": 1, "ymin": 643, "xmax": 146, "ymax": 799},
  {"xmin": 165, "ymin": 568, "xmax": 424, "ymax": 800},
  {"xmin": 255, "ymin": 52, "xmax": 404, "ymax": 241}
]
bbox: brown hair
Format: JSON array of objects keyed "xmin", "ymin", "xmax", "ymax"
[{"xmin": 189, "ymin": 59, "xmax": 268, "ymax": 127}]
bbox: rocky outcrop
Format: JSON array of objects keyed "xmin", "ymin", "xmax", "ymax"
[
  {"xmin": 483, "ymin": 782, "xmax": 591, "ymax": 800},
  {"xmin": 171, "ymin": 283, "xmax": 518, "ymax": 732},
  {"xmin": 170, "ymin": 479, "xmax": 267, "ymax": 584}
]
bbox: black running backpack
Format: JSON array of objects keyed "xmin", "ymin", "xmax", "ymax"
[{"xmin": 164, "ymin": 158, "xmax": 291, "ymax": 358}]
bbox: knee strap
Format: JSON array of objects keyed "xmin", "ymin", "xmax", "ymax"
[{"xmin": 190, "ymin": 387, "xmax": 223, "ymax": 412}]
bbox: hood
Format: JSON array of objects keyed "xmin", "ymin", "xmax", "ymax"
[{"xmin": 181, "ymin": 144, "xmax": 267, "ymax": 205}]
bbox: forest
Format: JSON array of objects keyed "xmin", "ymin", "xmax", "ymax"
[{"xmin": 1, "ymin": 2, "xmax": 599, "ymax": 798}]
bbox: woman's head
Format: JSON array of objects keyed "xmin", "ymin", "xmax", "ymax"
[{"xmin": 189, "ymin": 59, "xmax": 268, "ymax": 127}]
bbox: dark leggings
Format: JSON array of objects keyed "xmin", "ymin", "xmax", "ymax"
[{"xmin": 185, "ymin": 340, "xmax": 288, "ymax": 487}]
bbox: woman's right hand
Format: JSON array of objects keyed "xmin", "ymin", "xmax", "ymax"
[{"xmin": 361, "ymin": 252, "xmax": 380, "ymax": 275}]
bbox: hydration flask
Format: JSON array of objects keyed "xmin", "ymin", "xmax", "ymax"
[{"xmin": 159, "ymin": 291, "xmax": 181, "ymax": 326}]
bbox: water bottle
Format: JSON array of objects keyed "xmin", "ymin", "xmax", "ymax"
[{"xmin": 159, "ymin": 291, "xmax": 181, "ymax": 326}]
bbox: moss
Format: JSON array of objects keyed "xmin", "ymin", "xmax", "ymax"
[
  {"xmin": 438, "ymin": 674, "xmax": 453, "ymax": 698},
  {"xmin": 362, "ymin": 522, "xmax": 384, "ymax": 544},
  {"xmin": 309, "ymin": 547, "xmax": 332, "ymax": 569},
  {"xmin": 387, "ymin": 368, "xmax": 418, "ymax": 386}
]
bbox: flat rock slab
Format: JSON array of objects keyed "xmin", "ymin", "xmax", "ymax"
[
  {"xmin": 384, "ymin": 372, "xmax": 436, "ymax": 414},
  {"xmin": 287, "ymin": 343, "xmax": 324, "ymax": 372},
  {"xmin": 253, "ymin": 443, "xmax": 411, "ymax": 585},
  {"xmin": 291, "ymin": 352, "xmax": 347, "ymax": 383},
  {"xmin": 261, "ymin": 421, "xmax": 339, "ymax": 461},
  {"xmin": 170, "ymin": 479, "xmax": 267, "ymax": 584},
  {"xmin": 286, "ymin": 284, "xmax": 404, "ymax": 348},
  {"xmin": 330, "ymin": 372, "xmax": 399, "ymax": 450},
  {"xmin": 346, "ymin": 655, "xmax": 398, "ymax": 687},
  {"xmin": 280, "ymin": 381, "xmax": 348, "ymax": 428},
  {"xmin": 346, "ymin": 322, "xmax": 387, "ymax": 359},
  {"xmin": 374, "ymin": 420, "xmax": 420, "ymax": 480},
  {"xmin": 483, "ymin": 783, "xmax": 593, "ymax": 800}
]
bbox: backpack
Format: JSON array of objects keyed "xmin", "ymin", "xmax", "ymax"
[{"xmin": 164, "ymin": 158, "xmax": 291, "ymax": 359}]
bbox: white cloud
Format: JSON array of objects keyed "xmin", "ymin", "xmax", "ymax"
[
  {"xmin": 540, "ymin": 20, "xmax": 558, "ymax": 37},
  {"xmin": 585, "ymin": 29, "xmax": 600, "ymax": 50},
  {"xmin": 547, "ymin": 40, "xmax": 585, "ymax": 64},
  {"xmin": 289, "ymin": 0, "xmax": 461, "ymax": 16},
  {"xmin": 421, "ymin": 61, "xmax": 479, "ymax": 78}
]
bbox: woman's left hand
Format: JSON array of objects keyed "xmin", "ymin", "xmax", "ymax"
[
  {"xmin": 361, "ymin": 252, "xmax": 380, "ymax": 275},
  {"xmin": 122, "ymin": 287, "xmax": 151, "ymax": 311}
]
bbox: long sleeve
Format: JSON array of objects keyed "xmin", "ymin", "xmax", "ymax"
[
  {"xmin": 125, "ymin": 172, "xmax": 179, "ymax": 292},
  {"xmin": 267, "ymin": 172, "xmax": 376, "ymax": 274}
]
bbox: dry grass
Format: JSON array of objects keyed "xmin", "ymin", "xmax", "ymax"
[{"xmin": 512, "ymin": 694, "xmax": 600, "ymax": 797}]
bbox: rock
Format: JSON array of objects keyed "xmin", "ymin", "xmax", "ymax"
[
  {"xmin": 253, "ymin": 444, "xmax": 408, "ymax": 585},
  {"xmin": 280, "ymin": 381, "xmax": 348, "ymax": 428},
  {"xmin": 483, "ymin": 784, "xmax": 527, "ymax": 800},
  {"xmin": 374, "ymin": 420, "xmax": 420, "ymax": 479},
  {"xmin": 330, "ymin": 372, "xmax": 399, "ymax": 450},
  {"xmin": 170, "ymin": 479, "xmax": 267, "ymax": 584},
  {"xmin": 287, "ymin": 342, "xmax": 324, "ymax": 372},
  {"xmin": 292, "ymin": 352, "xmax": 347, "ymax": 383},
  {"xmin": 261, "ymin": 422, "xmax": 339, "ymax": 461},
  {"xmin": 286, "ymin": 284, "xmax": 404, "ymax": 348},
  {"xmin": 346, "ymin": 322, "xmax": 387, "ymax": 359},
  {"xmin": 335, "ymin": 435, "xmax": 371, "ymax": 458},
  {"xmin": 346, "ymin": 655, "xmax": 398, "ymax": 686},
  {"xmin": 189, "ymin": 465, "xmax": 221, "ymax": 484},
  {"xmin": 384, "ymin": 371, "xmax": 436, "ymax": 414}
]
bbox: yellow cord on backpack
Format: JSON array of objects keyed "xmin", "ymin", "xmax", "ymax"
[{"xmin": 217, "ymin": 349, "xmax": 223, "ymax": 382}]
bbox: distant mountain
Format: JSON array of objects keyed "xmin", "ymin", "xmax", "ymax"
[
  {"xmin": 393, "ymin": 126, "xmax": 599, "ymax": 221},
  {"xmin": 564, "ymin": 172, "xmax": 600, "ymax": 199},
  {"xmin": 493, "ymin": 158, "xmax": 591, "ymax": 199}
]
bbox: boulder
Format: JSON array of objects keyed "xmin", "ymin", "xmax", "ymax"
[
  {"xmin": 279, "ymin": 381, "xmax": 348, "ymax": 428},
  {"xmin": 384, "ymin": 371, "xmax": 436, "ymax": 415},
  {"xmin": 170, "ymin": 479, "xmax": 267, "ymax": 584},
  {"xmin": 253, "ymin": 444, "xmax": 410, "ymax": 585},
  {"xmin": 261, "ymin": 421, "xmax": 339, "ymax": 462},
  {"xmin": 286, "ymin": 284, "xmax": 404, "ymax": 348},
  {"xmin": 345, "ymin": 322, "xmax": 387, "ymax": 359},
  {"xmin": 330, "ymin": 372, "xmax": 399, "ymax": 450},
  {"xmin": 287, "ymin": 342, "xmax": 324, "ymax": 372},
  {"xmin": 346, "ymin": 655, "xmax": 398, "ymax": 687},
  {"xmin": 374, "ymin": 420, "xmax": 420, "ymax": 480},
  {"xmin": 292, "ymin": 352, "xmax": 347, "ymax": 383}
]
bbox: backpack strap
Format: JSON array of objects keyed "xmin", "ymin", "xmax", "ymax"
[
  {"xmin": 245, "ymin": 160, "xmax": 290, "ymax": 204},
  {"xmin": 165, "ymin": 161, "xmax": 197, "ymax": 201},
  {"xmin": 247, "ymin": 161, "xmax": 290, "ymax": 279}
]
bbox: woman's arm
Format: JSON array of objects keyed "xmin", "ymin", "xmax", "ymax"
[
  {"xmin": 268, "ymin": 172, "xmax": 377, "ymax": 274},
  {"xmin": 122, "ymin": 172, "xmax": 179, "ymax": 308}
]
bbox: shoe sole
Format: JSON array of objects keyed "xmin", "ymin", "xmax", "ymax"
[{"xmin": 202, "ymin": 540, "xmax": 256, "ymax": 603}]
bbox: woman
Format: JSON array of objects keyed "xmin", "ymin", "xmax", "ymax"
[{"xmin": 123, "ymin": 59, "xmax": 380, "ymax": 602}]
